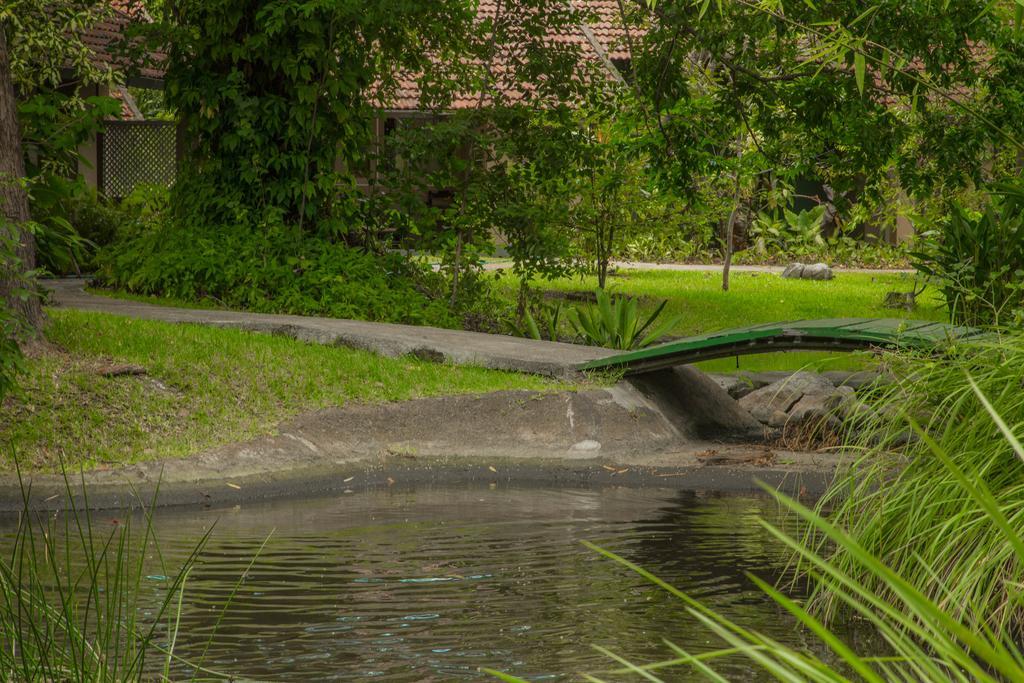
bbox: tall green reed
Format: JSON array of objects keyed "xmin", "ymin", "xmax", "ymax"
[
  {"xmin": 0, "ymin": 465, "xmax": 220, "ymax": 681},
  {"xmin": 803, "ymin": 333, "xmax": 1024, "ymax": 637},
  {"xmin": 486, "ymin": 340, "xmax": 1024, "ymax": 681}
]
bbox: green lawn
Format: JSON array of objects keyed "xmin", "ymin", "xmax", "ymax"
[
  {"xmin": 89, "ymin": 267, "xmax": 945, "ymax": 373},
  {"xmin": 1, "ymin": 310, "xmax": 576, "ymax": 472},
  {"xmin": 506, "ymin": 268, "xmax": 945, "ymax": 372}
]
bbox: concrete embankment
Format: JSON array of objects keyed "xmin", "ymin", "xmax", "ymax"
[{"xmin": 1, "ymin": 368, "xmax": 842, "ymax": 511}]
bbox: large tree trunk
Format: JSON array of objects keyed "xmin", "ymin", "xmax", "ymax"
[{"xmin": 0, "ymin": 22, "xmax": 43, "ymax": 336}]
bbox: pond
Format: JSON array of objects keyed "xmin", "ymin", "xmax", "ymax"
[{"xmin": 4, "ymin": 486, "xmax": 857, "ymax": 681}]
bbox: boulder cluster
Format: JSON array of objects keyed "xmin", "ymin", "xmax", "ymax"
[{"xmin": 713, "ymin": 370, "xmax": 880, "ymax": 434}]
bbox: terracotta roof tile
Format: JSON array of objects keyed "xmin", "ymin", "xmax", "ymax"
[
  {"xmin": 78, "ymin": 1, "xmax": 165, "ymax": 82},
  {"xmin": 381, "ymin": 0, "xmax": 634, "ymax": 111}
]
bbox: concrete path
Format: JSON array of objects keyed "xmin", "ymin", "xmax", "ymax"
[
  {"xmin": 46, "ymin": 279, "xmax": 614, "ymax": 377},
  {"xmin": 480, "ymin": 259, "xmax": 916, "ymax": 275},
  {"xmin": 615, "ymin": 261, "xmax": 915, "ymax": 275}
]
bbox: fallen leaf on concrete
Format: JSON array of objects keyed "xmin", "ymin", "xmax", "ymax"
[
  {"xmin": 387, "ymin": 477, "xmax": 396, "ymax": 486},
  {"xmin": 226, "ymin": 483, "xmax": 241, "ymax": 490}
]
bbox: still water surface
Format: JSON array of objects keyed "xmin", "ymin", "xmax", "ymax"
[{"xmin": 12, "ymin": 486, "xmax": 851, "ymax": 681}]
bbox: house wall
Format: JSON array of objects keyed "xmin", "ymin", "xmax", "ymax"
[{"xmin": 76, "ymin": 84, "xmax": 108, "ymax": 192}]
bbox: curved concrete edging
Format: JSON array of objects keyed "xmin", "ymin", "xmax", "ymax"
[
  {"xmin": 1, "ymin": 372, "xmax": 843, "ymax": 512},
  {"xmin": 0, "ymin": 457, "xmax": 842, "ymax": 513}
]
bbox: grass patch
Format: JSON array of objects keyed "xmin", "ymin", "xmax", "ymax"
[
  {"xmin": 532, "ymin": 269, "xmax": 943, "ymax": 334},
  {"xmin": 511, "ymin": 269, "xmax": 945, "ymax": 372},
  {"xmin": 1, "ymin": 309, "xmax": 576, "ymax": 472},
  {"xmin": 87, "ymin": 268, "xmax": 945, "ymax": 373}
]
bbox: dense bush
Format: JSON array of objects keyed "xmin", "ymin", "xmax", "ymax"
[
  {"xmin": 97, "ymin": 222, "xmax": 460, "ymax": 327},
  {"xmin": 913, "ymin": 181, "xmax": 1024, "ymax": 327}
]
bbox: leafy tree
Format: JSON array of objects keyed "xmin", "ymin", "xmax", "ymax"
[
  {"xmin": 1, "ymin": 1, "xmax": 119, "ymax": 398},
  {"xmin": 622, "ymin": 0, "xmax": 1024, "ymax": 283},
  {"xmin": 162, "ymin": 0, "xmax": 479, "ymax": 236}
]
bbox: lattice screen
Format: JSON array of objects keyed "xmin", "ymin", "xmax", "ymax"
[{"xmin": 101, "ymin": 121, "xmax": 177, "ymax": 198}]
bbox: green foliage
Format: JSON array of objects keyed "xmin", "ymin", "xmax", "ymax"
[
  {"xmin": 564, "ymin": 422, "xmax": 1024, "ymax": 682},
  {"xmin": 512, "ymin": 301, "xmax": 564, "ymax": 342},
  {"xmin": 58, "ymin": 188, "xmax": 126, "ymax": 250},
  {"xmin": 0, "ymin": 299, "xmax": 25, "ymax": 404},
  {"xmin": 626, "ymin": 0, "xmax": 1024, "ymax": 262},
  {"xmin": 164, "ymin": 0, "xmax": 476, "ymax": 232},
  {"xmin": 803, "ymin": 335, "xmax": 1024, "ymax": 638},
  {"xmin": 566, "ymin": 288, "xmax": 679, "ymax": 350},
  {"xmin": 487, "ymin": 373, "xmax": 1024, "ymax": 682},
  {"xmin": 0, "ymin": 470, "xmax": 223, "ymax": 681},
  {"xmin": 2, "ymin": 1, "xmax": 115, "ymax": 92},
  {"xmin": 0, "ymin": 227, "xmax": 30, "ymax": 402},
  {"xmin": 732, "ymin": 238, "xmax": 911, "ymax": 269},
  {"xmin": 913, "ymin": 181, "xmax": 1024, "ymax": 326},
  {"xmin": 97, "ymin": 222, "xmax": 459, "ymax": 327},
  {"xmin": 12, "ymin": 55, "xmax": 121, "ymax": 277},
  {"xmin": 748, "ymin": 206, "xmax": 826, "ymax": 255},
  {"xmin": 376, "ymin": 107, "xmax": 588, "ymax": 306}
]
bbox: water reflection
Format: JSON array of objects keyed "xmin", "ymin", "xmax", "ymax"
[{"xmin": 2, "ymin": 487, "xmax": 833, "ymax": 681}]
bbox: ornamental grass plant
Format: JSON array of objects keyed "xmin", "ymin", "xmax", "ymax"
[
  {"xmin": 487, "ymin": 334, "xmax": 1024, "ymax": 682},
  {"xmin": 804, "ymin": 333, "xmax": 1024, "ymax": 638},
  {"xmin": 0, "ymin": 467, "xmax": 246, "ymax": 681}
]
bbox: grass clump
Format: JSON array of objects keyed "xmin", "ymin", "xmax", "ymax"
[
  {"xmin": 488, "ymin": 370, "xmax": 1024, "ymax": 682},
  {"xmin": 0, "ymin": 309, "xmax": 576, "ymax": 472},
  {"xmin": 804, "ymin": 333, "xmax": 1024, "ymax": 637},
  {"xmin": 0, "ymin": 473, "xmax": 222, "ymax": 681}
]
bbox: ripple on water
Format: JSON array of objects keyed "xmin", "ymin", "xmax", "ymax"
[{"xmin": 1, "ymin": 487, "xmax": 847, "ymax": 682}]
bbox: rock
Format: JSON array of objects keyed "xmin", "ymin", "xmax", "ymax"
[
  {"xmin": 707, "ymin": 374, "xmax": 751, "ymax": 399},
  {"xmin": 767, "ymin": 410, "xmax": 791, "ymax": 428},
  {"xmin": 629, "ymin": 367, "xmax": 764, "ymax": 439},
  {"xmin": 782, "ymin": 263, "xmax": 806, "ymax": 279},
  {"xmin": 801, "ymin": 263, "xmax": 834, "ymax": 280},
  {"xmin": 569, "ymin": 439, "xmax": 601, "ymax": 452},
  {"xmin": 823, "ymin": 371, "xmax": 884, "ymax": 391},
  {"xmin": 728, "ymin": 381, "xmax": 758, "ymax": 400},
  {"xmin": 738, "ymin": 371, "xmax": 836, "ymax": 424},
  {"xmin": 789, "ymin": 392, "xmax": 833, "ymax": 423},
  {"xmin": 825, "ymin": 385, "xmax": 857, "ymax": 411}
]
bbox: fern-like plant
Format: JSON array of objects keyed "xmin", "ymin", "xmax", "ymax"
[{"xmin": 566, "ymin": 288, "xmax": 679, "ymax": 350}]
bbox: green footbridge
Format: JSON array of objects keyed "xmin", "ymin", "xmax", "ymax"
[{"xmin": 577, "ymin": 318, "xmax": 985, "ymax": 376}]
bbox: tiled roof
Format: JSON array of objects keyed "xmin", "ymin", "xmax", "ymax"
[
  {"xmin": 382, "ymin": 0, "xmax": 633, "ymax": 111},
  {"xmin": 79, "ymin": 1, "xmax": 165, "ymax": 83}
]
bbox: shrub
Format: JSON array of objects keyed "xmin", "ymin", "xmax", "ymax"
[
  {"xmin": 913, "ymin": 181, "xmax": 1024, "ymax": 327},
  {"xmin": 97, "ymin": 222, "xmax": 460, "ymax": 327},
  {"xmin": 566, "ymin": 288, "xmax": 680, "ymax": 350}
]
